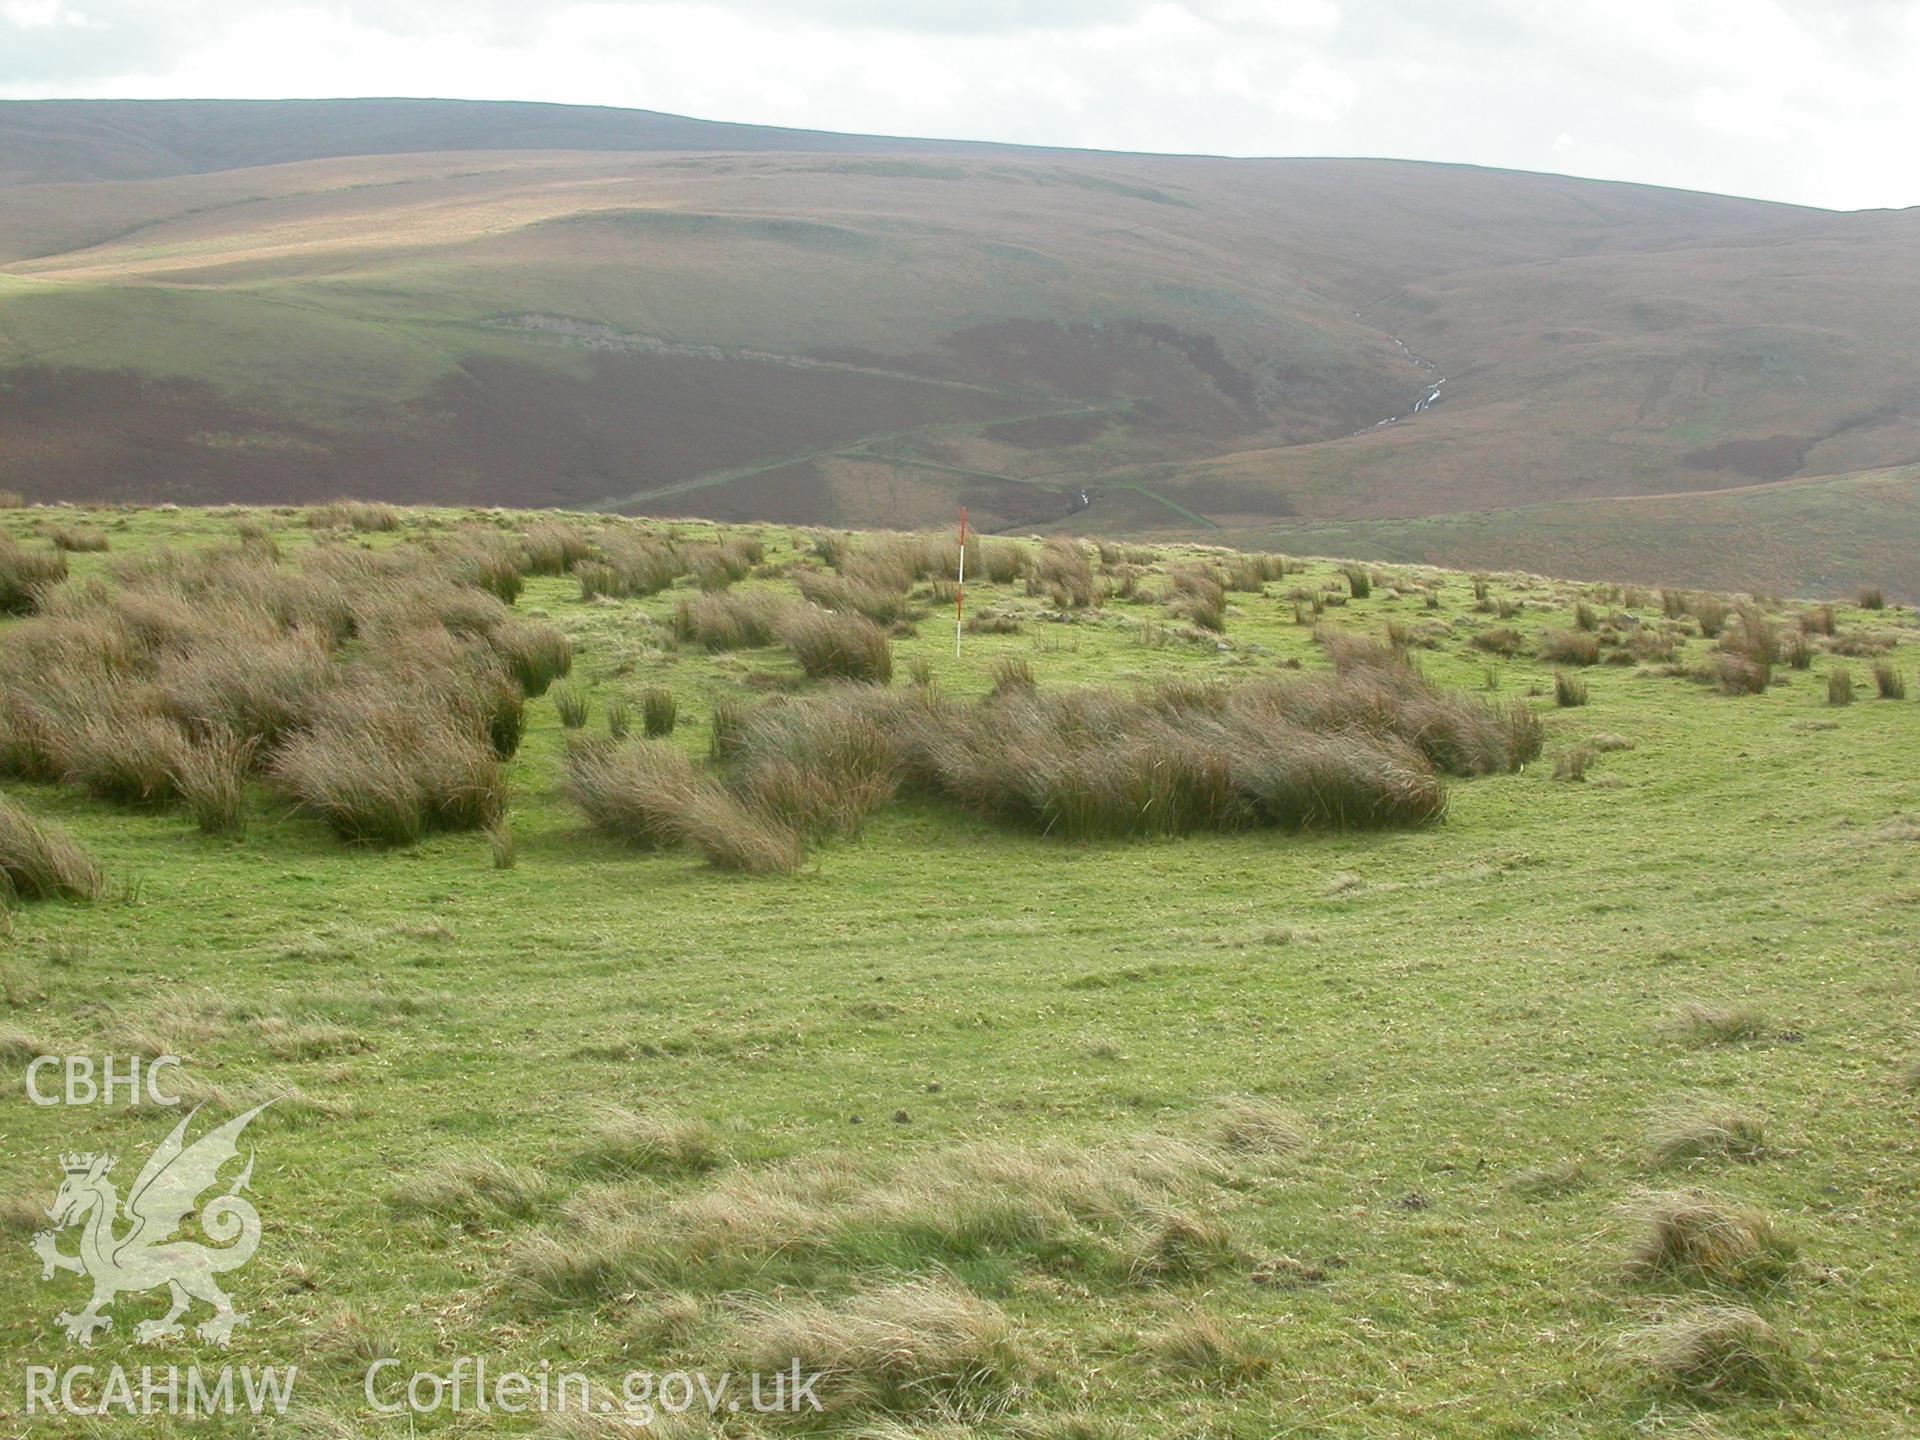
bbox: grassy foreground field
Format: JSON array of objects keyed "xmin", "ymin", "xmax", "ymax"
[{"xmin": 2, "ymin": 503, "xmax": 1919, "ymax": 1437}]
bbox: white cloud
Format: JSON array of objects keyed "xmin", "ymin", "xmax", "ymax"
[{"xmin": 1, "ymin": 0, "xmax": 1915, "ymax": 208}]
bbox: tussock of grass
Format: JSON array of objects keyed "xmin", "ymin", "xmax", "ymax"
[
  {"xmin": 1872, "ymin": 660, "xmax": 1906, "ymax": 699},
  {"xmin": 157, "ymin": 627, "xmax": 338, "ymax": 748},
  {"xmin": 0, "ymin": 794, "xmax": 105, "ymax": 902},
  {"xmin": 1469, "ymin": 626, "xmax": 1524, "ymax": 657},
  {"xmin": 171, "ymin": 727, "xmax": 256, "ymax": 835},
  {"xmin": 390, "ymin": 1151, "xmax": 548, "ymax": 1226},
  {"xmin": 1646, "ymin": 1102, "xmax": 1767, "ymax": 1167},
  {"xmin": 272, "ymin": 691, "xmax": 505, "ymax": 845},
  {"xmin": 781, "ymin": 606, "xmax": 894, "ymax": 682},
  {"xmin": 306, "ymin": 500, "xmax": 400, "ymax": 533},
  {"xmin": 495, "ymin": 621, "xmax": 572, "ymax": 697},
  {"xmin": 735, "ymin": 1279, "xmax": 1019, "ymax": 1415},
  {"xmin": 1210, "ymin": 1096, "xmax": 1308, "ymax": 1155},
  {"xmin": 508, "ymin": 1131, "xmax": 1234, "ymax": 1302},
  {"xmin": 587, "ymin": 534, "xmax": 684, "ymax": 599},
  {"xmin": 673, "ymin": 590, "xmax": 785, "ymax": 650},
  {"xmin": 578, "ymin": 1107, "xmax": 721, "ymax": 1176},
  {"xmin": 1553, "ymin": 670, "xmax": 1589, "ymax": 707},
  {"xmin": 1168, "ymin": 566, "xmax": 1226, "ymax": 632},
  {"xmin": 989, "ymin": 655, "xmax": 1036, "ymax": 696},
  {"xmin": 551, "ymin": 682, "xmax": 589, "ymax": 729},
  {"xmin": 1554, "ymin": 744, "xmax": 1594, "ymax": 782},
  {"xmin": 1828, "ymin": 666, "xmax": 1854, "ymax": 705},
  {"xmin": 47, "ymin": 525, "xmax": 110, "ymax": 553},
  {"xmin": 1144, "ymin": 1311, "xmax": 1271, "ymax": 1380},
  {"xmin": 1539, "ymin": 630, "xmax": 1600, "ymax": 666},
  {"xmin": 1630, "ymin": 1305, "xmax": 1800, "ymax": 1397},
  {"xmin": 641, "ymin": 687, "xmax": 677, "ymax": 737},
  {"xmin": 797, "ymin": 569, "xmax": 917, "ymax": 626},
  {"xmin": 59, "ymin": 705, "xmax": 192, "ymax": 806},
  {"xmin": 1036, "ymin": 539, "xmax": 1098, "ymax": 608},
  {"xmin": 1626, "ymin": 1192, "xmax": 1796, "ymax": 1287},
  {"xmin": 676, "ymin": 785, "xmax": 807, "ymax": 874},
  {"xmin": 0, "ymin": 533, "xmax": 69, "ymax": 615},
  {"xmin": 564, "ymin": 738, "xmax": 707, "ymax": 850},
  {"xmin": 518, "ymin": 521, "xmax": 596, "ymax": 575},
  {"xmin": 1664, "ymin": 1002, "xmax": 1767, "ymax": 1046}
]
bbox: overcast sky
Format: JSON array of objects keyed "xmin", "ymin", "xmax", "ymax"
[{"xmin": 2, "ymin": 0, "xmax": 1914, "ymax": 210}]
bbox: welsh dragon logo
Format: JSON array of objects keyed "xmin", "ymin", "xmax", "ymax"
[{"xmin": 31, "ymin": 1101, "xmax": 273, "ymax": 1347}]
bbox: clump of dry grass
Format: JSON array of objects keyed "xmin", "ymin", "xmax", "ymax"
[
  {"xmin": 1554, "ymin": 744, "xmax": 1595, "ymax": 782},
  {"xmin": 1539, "ymin": 630, "xmax": 1601, "ymax": 666},
  {"xmin": 1211, "ymin": 1096, "xmax": 1307, "ymax": 1155},
  {"xmin": 1646, "ymin": 1101, "xmax": 1767, "ymax": 1167},
  {"xmin": 676, "ymin": 786, "xmax": 806, "ymax": 874},
  {"xmin": 1144, "ymin": 1311, "xmax": 1271, "ymax": 1380},
  {"xmin": 551, "ymin": 682, "xmax": 589, "ymax": 729},
  {"xmin": 390, "ymin": 1151, "xmax": 548, "ymax": 1225},
  {"xmin": 156, "ymin": 627, "xmax": 338, "ymax": 748},
  {"xmin": 1873, "ymin": 660, "xmax": 1906, "ymax": 699},
  {"xmin": 578, "ymin": 1107, "xmax": 721, "ymax": 1176},
  {"xmin": 47, "ymin": 525, "xmax": 110, "ymax": 553},
  {"xmin": 735, "ymin": 1279, "xmax": 1019, "ymax": 1414},
  {"xmin": 795, "ymin": 569, "xmax": 916, "ymax": 626},
  {"xmin": 1168, "ymin": 566, "xmax": 1226, "ymax": 632},
  {"xmin": 977, "ymin": 538, "xmax": 1028, "ymax": 584},
  {"xmin": 1035, "ymin": 539, "xmax": 1098, "ymax": 608},
  {"xmin": 674, "ymin": 653, "xmax": 1538, "ymax": 861},
  {"xmin": 171, "ymin": 727, "xmax": 256, "ymax": 835},
  {"xmin": 1799, "ymin": 603, "xmax": 1836, "ymax": 635},
  {"xmin": 686, "ymin": 537, "xmax": 761, "ymax": 590},
  {"xmin": 58, "ymin": 704, "xmax": 192, "ymax": 807},
  {"xmin": 781, "ymin": 607, "xmax": 893, "ymax": 683},
  {"xmin": 1858, "ymin": 586, "xmax": 1886, "ymax": 610},
  {"xmin": 563, "ymin": 738, "xmax": 707, "ymax": 850},
  {"xmin": 1663, "ymin": 1002, "xmax": 1768, "ymax": 1046},
  {"xmin": 0, "ymin": 533, "xmax": 68, "ymax": 615},
  {"xmin": 0, "ymin": 797, "xmax": 103, "ymax": 903},
  {"xmin": 306, "ymin": 500, "xmax": 400, "ymax": 533},
  {"xmin": 1469, "ymin": 626, "xmax": 1525, "ymax": 657},
  {"xmin": 1828, "ymin": 666, "xmax": 1854, "ymax": 705},
  {"xmin": 494, "ymin": 621, "xmax": 572, "ymax": 697},
  {"xmin": 271, "ymin": 689, "xmax": 505, "ymax": 846},
  {"xmin": 0, "ymin": 490, "xmax": 22, "ymax": 509},
  {"xmin": 487, "ymin": 819, "xmax": 516, "ymax": 869},
  {"xmin": 585, "ymin": 534, "xmax": 684, "ymax": 598},
  {"xmin": 673, "ymin": 591, "xmax": 785, "ymax": 650},
  {"xmin": 1553, "ymin": 670, "xmax": 1589, "ymax": 707},
  {"xmin": 641, "ymin": 688, "xmax": 677, "ymax": 738},
  {"xmin": 1626, "ymin": 1192, "xmax": 1796, "ymax": 1287},
  {"xmin": 519, "ymin": 521, "xmax": 596, "ymax": 575},
  {"xmin": 989, "ymin": 656, "xmax": 1036, "ymax": 697},
  {"xmin": 1689, "ymin": 593, "xmax": 1730, "ymax": 637},
  {"xmin": 1341, "ymin": 565, "xmax": 1372, "ymax": 599},
  {"xmin": 1629, "ymin": 1305, "xmax": 1800, "ymax": 1397},
  {"xmin": 438, "ymin": 529, "xmax": 528, "ymax": 603},
  {"xmin": 508, "ymin": 1129, "xmax": 1233, "ymax": 1304}
]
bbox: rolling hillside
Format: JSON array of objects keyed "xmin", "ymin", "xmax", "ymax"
[{"xmin": 1, "ymin": 98, "xmax": 1915, "ymax": 590}]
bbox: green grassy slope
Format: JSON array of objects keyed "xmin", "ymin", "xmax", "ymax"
[{"xmin": 3, "ymin": 504, "xmax": 1919, "ymax": 1436}]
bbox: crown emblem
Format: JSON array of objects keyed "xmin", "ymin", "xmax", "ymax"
[{"xmin": 59, "ymin": 1153, "xmax": 112, "ymax": 1176}]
